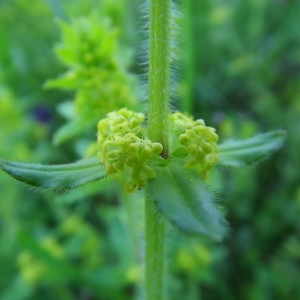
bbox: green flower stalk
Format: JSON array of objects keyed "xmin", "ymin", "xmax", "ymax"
[
  {"xmin": 145, "ymin": 0, "xmax": 171, "ymax": 299},
  {"xmin": 147, "ymin": 0, "xmax": 171, "ymax": 156}
]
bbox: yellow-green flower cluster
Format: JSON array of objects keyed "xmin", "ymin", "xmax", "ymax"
[
  {"xmin": 171, "ymin": 112, "xmax": 219, "ymax": 179},
  {"xmin": 46, "ymin": 15, "xmax": 137, "ymax": 120},
  {"xmin": 97, "ymin": 110, "xmax": 219, "ymax": 192},
  {"xmin": 97, "ymin": 108, "xmax": 163, "ymax": 193}
]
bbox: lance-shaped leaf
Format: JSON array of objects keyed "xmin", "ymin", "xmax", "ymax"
[
  {"xmin": 217, "ymin": 130, "xmax": 286, "ymax": 167},
  {"xmin": 148, "ymin": 161, "xmax": 228, "ymax": 241},
  {"xmin": 0, "ymin": 156, "xmax": 106, "ymax": 191}
]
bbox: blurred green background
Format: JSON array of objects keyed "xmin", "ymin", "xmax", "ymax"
[{"xmin": 0, "ymin": 0, "xmax": 299, "ymax": 299}]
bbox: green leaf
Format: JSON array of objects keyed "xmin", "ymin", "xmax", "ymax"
[
  {"xmin": 217, "ymin": 130, "xmax": 286, "ymax": 167},
  {"xmin": 0, "ymin": 156, "xmax": 106, "ymax": 191},
  {"xmin": 56, "ymin": 100, "xmax": 76, "ymax": 120},
  {"xmin": 44, "ymin": 71, "xmax": 78, "ymax": 90},
  {"xmin": 171, "ymin": 146, "xmax": 188, "ymax": 158},
  {"xmin": 148, "ymin": 161, "xmax": 227, "ymax": 241},
  {"xmin": 53, "ymin": 118, "xmax": 94, "ymax": 146},
  {"xmin": 147, "ymin": 155, "xmax": 169, "ymax": 167},
  {"xmin": 55, "ymin": 46, "xmax": 78, "ymax": 66}
]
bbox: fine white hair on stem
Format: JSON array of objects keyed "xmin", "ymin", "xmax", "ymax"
[{"xmin": 137, "ymin": 0, "xmax": 183, "ymax": 112}]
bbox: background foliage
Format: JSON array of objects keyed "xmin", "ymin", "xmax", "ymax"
[{"xmin": 0, "ymin": 0, "xmax": 299, "ymax": 299}]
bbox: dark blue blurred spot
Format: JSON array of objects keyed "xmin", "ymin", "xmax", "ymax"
[{"xmin": 32, "ymin": 105, "xmax": 52, "ymax": 123}]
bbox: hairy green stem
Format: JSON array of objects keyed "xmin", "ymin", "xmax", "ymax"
[
  {"xmin": 148, "ymin": 0, "xmax": 171, "ymax": 155},
  {"xmin": 145, "ymin": 0, "xmax": 171, "ymax": 299},
  {"xmin": 145, "ymin": 192, "xmax": 165, "ymax": 300}
]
